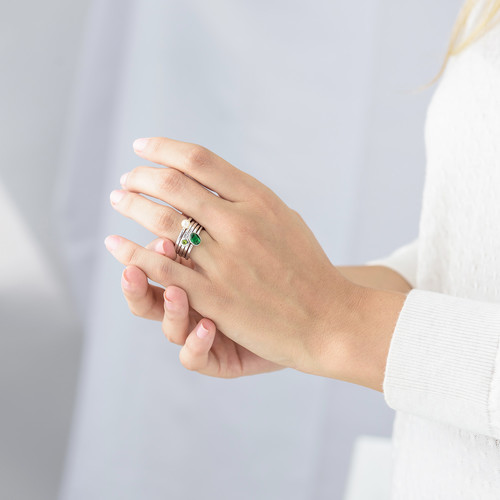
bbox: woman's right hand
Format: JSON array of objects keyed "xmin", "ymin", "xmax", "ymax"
[{"xmin": 120, "ymin": 238, "xmax": 286, "ymax": 378}]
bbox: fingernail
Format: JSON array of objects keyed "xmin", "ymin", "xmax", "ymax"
[
  {"xmin": 133, "ymin": 138, "xmax": 149, "ymax": 152},
  {"xmin": 196, "ymin": 321, "xmax": 210, "ymax": 339},
  {"xmin": 110, "ymin": 190, "xmax": 125, "ymax": 205},
  {"xmin": 164, "ymin": 290, "xmax": 175, "ymax": 310},
  {"xmin": 104, "ymin": 235, "xmax": 120, "ymax": 251},
  {"xmin": 154, "ymin": 239, "xmax": 166, "ymax": 254},
  {"xmin": 120, "ymin": 172, "xmax": 129, "ymax": 186},
  {"xmin": 121, "ymin": 269, "xmax": 132, "ymax": 288}
]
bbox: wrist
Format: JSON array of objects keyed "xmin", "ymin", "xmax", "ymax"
[
  {"xmin": 316, "ymin": 283, "xmax": 408, "ymax": 392},
  {"xmin": 337, "ymin": 264, "xmax": 413, "ymax": 294}
]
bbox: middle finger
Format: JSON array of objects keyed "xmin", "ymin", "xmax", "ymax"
[{"xmin": 122, "ymin": 166, "xmax": 230, "ymax": 238}]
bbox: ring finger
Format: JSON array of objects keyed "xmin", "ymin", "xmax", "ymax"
[
  {"xmin": 121, "ymin": 166, "xmax": 231, "ymax": 239},
  {"xmin": 110, "ymin": 189, "xmax": 215, "ymax": 268}
]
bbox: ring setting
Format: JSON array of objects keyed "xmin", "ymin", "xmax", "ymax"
[{"xmin": 175, "ymin": 217, "xmax": 203, "ymax": 260}]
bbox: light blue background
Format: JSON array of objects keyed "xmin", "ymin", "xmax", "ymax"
[{"xmin": 0, "ymin": 1, "xmax": 460, "ymax": 499}]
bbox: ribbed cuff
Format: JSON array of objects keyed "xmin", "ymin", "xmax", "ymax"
[
  {"xmin": 383, "ymin": 288, "xmax": 500, "ymax": 438},
  {"xmin": 366, "ymin": 239, "xmax": 418, "ymax": 289}
]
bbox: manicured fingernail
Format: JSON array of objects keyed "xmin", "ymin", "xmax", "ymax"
[
  {"xmin": 121, "ymin": 269, "xmax": 132, "ymax": 288},
  {"xmin": 133, "ymin": 138, "xmax": 149, "ymax": 152},
  {"xmin": 120, "ymin": 172, "xmax": 129, "ymax": 186},
  {"xmin": 164, "ymin": 290, "xmax": 175, "ymax": 310},
  {"xmin": 110, "ymin": 190, "xmax": 125, "ymax": 205},
  {"xmin": 104, "ymin": 235, "xmax": 120, "ymax": 251},
  {"xmin": 154, "ymin": 239, "xmax": 166, "ymax": 254},
  {"xmin": 196, "ymin": 321, "xmax": 210, "ymax": 339}
]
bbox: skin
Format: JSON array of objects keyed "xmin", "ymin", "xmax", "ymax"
[{"xmin": 106, "ymin": 136, "xmax": 408, "ymax": 392}]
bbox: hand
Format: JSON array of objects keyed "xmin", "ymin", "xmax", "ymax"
[
  {"xmin": 105, "ymin": 136, "xmax": 404, "ymax": 387},
  {"xmin": 121, "ymin": 238, "xmax": 286, "ymax": 377}
]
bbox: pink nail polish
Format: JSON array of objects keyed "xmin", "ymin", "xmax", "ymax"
[
  {"xmin": 196, "ymin": 321, "xmax": 210, "ymax": 338},
  {"xmin": 154, "ymin": 239, "xmax": 165, "ymax": 254},
  {"xmin": 104, "ymin": 235, "xmax": 120, "ymax": 251},
  {"xmin": 133, "ymin": 138, "xmax": 149, "ymax": 152},
  {"xmin": 110, "ymin": 190, "xmax": 125, "ymax": 205}
]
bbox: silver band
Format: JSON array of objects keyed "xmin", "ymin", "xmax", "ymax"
[
  {"xmin": 174, "ymin": 217, "xmax": 203, "ymax": 260},
  {"xmin": 185, "ymin": 224, "xmax": 202, "ymax": 259},
  {"xmin": 174, "ymin": 217, "xmax": 193, "ymax": 255},
  {"xmin": 178, "ymin": 222, "xmax": 200, "ymax": 259}
]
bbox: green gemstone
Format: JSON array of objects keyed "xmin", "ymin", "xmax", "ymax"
[
  {"xmin": 181, "ymin": 238, "xmax": 189, "ymax": 245},
  {"xmin": 190, "ymin": 233, "xmax": 201, "ymax": 245}
]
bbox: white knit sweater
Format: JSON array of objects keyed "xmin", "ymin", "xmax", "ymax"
[{"xmin": 368, "ymin": 3, "xmax": 500, "ymax": 499}]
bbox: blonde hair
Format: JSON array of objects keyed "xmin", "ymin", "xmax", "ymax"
[{"xmin": 428, "ymin": 0, "xmax": 500, "ymax": 86}]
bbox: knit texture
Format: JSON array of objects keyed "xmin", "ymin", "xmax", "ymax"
[{"xmin": 367, "ymin": 3, "xmax": 500, "ymax": 498}]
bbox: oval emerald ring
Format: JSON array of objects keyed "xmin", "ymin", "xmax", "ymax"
[{"xmin": 190, "ymin": 232, "xmax": 201, "ymax": 246}]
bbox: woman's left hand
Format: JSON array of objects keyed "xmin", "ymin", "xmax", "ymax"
[{"xmin": 105, "ymin": 137, "xmax": 402, "ymax": 388}]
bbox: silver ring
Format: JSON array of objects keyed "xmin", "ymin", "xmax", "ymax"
[
  {"xmin": 174, "ymin": 217, "xmax": 192, "ymax": 255},
  {"xmin": 185, "ymin": 224, "xmax": 202, "ymax": 260},
  {"xmin": 178, "ymin": 222, "xmax": 200, "ymax": 259},
  {"xmin": 175, "ymin": 220, "xmax": 195, "ymax": 258},
  {"xmin": 175, "ymin": 217, "xmax": 203, "ymax": 260}
]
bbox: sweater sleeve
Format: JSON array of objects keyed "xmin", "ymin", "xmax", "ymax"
[
  {"xmin": 364, "ymin": 238, "xmax": 419, "ymax": 289},
  {"xmin": 383, "ymin": 287, "xmax": 500, "ymax": 440}
]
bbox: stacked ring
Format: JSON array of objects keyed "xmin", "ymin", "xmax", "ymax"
[{"xmin": 174, "ymin": 217, "xmax": 203, "ymax": 260}]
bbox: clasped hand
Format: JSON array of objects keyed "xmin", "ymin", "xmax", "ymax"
[{"xmin": 105, "ymin": 136, "xmax": 382, "ymax": 385}]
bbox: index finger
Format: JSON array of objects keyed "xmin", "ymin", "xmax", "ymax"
[{"xmin": 132, "ymin": 136, "xmax": 262, "ymax": 202}]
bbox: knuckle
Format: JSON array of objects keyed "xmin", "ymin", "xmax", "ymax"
[
  {"xmin": 223, "ymin": 221, "xmax": 246, "ymax": 247},
  {"xmin": 148, "ymin": 137, "xmax": 164, "ymax": 155},
  {"xmin": 162, "ymin": 319, "xmax": 186, "ymax": 346},
  {"xmin": 129, "ymin": 306, "xmax": 141, "ymax": 317},
  {"xmin": 127, "ymin": 294, "xmax": 155, "ymax": 320},
  {"xmin": 131, "ymin": 303, "xmax": 151, "ymax": 319},
  {"xmin": 157, "ymin": 257, "xmax": 173, "ymax": 279},
  {"xmin": 179, "ymin": 349, "xmax": 197, "ymax": 371},
  {"xmin": 224, "ymin": 213, "xmax": 257, "ymax": 245},
  {"xmin": 290, "ymin": 208, "xmax": 304, "ymax": 222},
  {"xmin": 160, "ymin": 168, "xmax": 183, "ymax": 193},
  {"xmin": 120, "ymin": 191, "xmax": 136, "ymax": 212},
  {"xmin": 162, "ymin": 324, "xmax": 173, "ymax": 342},
  {"xmin": 219, "ymin": 218, "xmax": 239, "ymax": 245},
  {"xmin": 129, "ymin": 165, "xmax": 147, "ymax": 181},
  {"xmin": 122, "ymin": 243, "xmax": 141, "ymax": 265},
  {"xmin": 256, "ymin": 191, "xmax": 283, "ymax": 218},
  {"xmin": 185, "ymin": 144, "xmax": 210, "ymax": 170},
  {"xmin": 155, "ymin": 208, "xmax": 176, "ymax": 235}
]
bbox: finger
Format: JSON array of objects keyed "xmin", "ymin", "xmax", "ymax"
[
  {"xmin": 145, "ymin": 237, "xmax": 176, "ymax": 258},
  {"xmin": 121, "ymin": 166, "xmax": 229, "ymax": 234},
  {"xmin": 178, "ymin": 319, "xmax": 221, "ymax": 375},
  {"xmin": 131, "ymin": 137, "xmax": 262, "ymax": 201},
  {"xmin": 121, "ymin": 266, "xmax": 164, "ymax": 321},
  {"xmin": 162, "ymin": 286, "xmax": 191, "ymax": 345},
  {"xmin": 105, "ymin": 234, "xmax": 203, "ymax": 296},
  {"xmin": 110, "ymin": 189, "xmax": 214, "ymax": 266},
  {"xmin": 147, "ymin": 237, "xmax": 197, "ymax": 269}
]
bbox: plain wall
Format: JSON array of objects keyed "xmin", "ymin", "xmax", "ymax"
[{"xmin": 0, "ymin": 1, "xmax": 460, "ymax": 499}]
